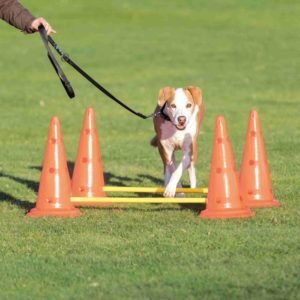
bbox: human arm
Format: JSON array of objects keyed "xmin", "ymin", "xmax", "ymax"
[{"xmin": 0, "ymin": 0, "xmax": 55, "ymax": 34}]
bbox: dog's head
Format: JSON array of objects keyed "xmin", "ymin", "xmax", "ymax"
[{"xmin": 157, "ymin": 86, "xmax": 202, "ymax": 130}]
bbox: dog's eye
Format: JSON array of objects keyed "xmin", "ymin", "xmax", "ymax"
[
  {"xmin": 186, "ymin": 103, "xmax": 192, "ymax": 108},
  {"xmin": 170, "ymin": 104, "xmax": 176, "ymax": 109}
]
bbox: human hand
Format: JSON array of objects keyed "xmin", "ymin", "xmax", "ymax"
[{"xmin": 30, "ymin": 18, "xmax": 56, "ymax": 35}]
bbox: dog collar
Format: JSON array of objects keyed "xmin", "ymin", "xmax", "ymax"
[{"xmin": 153, "ymin": 102, "xmax": 171, "ymax": 121}]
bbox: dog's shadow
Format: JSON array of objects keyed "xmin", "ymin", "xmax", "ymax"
[{"xmin": 0, "ymin": 162, "xmax": 205, "ymax": 214}]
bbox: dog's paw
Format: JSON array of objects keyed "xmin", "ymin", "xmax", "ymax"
[{"xmin": 163, "ymin": 184, "xmax": 177, "ymax": 198}]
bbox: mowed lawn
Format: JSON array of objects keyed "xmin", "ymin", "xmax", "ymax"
[{"xmin": 0, "ymin": 0, "xmax": 300, "ymax": 299}]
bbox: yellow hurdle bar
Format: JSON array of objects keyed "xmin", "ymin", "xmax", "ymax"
[
  {"xmin": 71, "ymin": 197, "xmax": 207, "ymax": 204},
  {"xmin": 102, "ymin": 186, "xmax": 208, "ymax": 194}
]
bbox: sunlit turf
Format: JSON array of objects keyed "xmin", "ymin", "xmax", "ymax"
[{"xmin": 0, "ymin": 0, "xmax": 299, "ymax": 299}]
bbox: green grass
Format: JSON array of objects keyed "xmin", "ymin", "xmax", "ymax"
[{"xmin": 0, "ymin": 0, "xmax": 300, "ymax": 299}]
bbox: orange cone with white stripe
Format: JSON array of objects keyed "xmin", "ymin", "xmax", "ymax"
[
  {"xmin": 200, "ymin": 116, "xmax": 254, "ymax": 219},
  {"xmin": 27, "ymin": 117, "xmax": 81, "ymax": 217},
  {"xmin": 239, "ymin": 109, "xmax": 280, "ymax": 208},
  {"xmin": 71, "ymin": 107, "xmax": 110, "ymax": 206}
]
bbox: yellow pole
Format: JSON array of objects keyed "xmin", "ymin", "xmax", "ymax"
[
  {"xmin": 71, "ymin": 197, "xmax": 207, "ymax": 204},
  {"xmin": 102, "ymin": 186, "xmax": 208, "ymax": 194}
]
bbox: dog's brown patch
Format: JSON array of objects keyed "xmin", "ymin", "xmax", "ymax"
[
  {"xmin": 184, "ymin": 86, "xmax": 202, "ymax": 106},
  {"xmin": 158, "ymin": 87, "xmax": 176, "ymax": 107}
]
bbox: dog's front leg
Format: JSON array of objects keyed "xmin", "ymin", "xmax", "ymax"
[
  {"xmin": 188, "ymin": 162, "xmax": 196, "ymax": 188},
  {"xmin": 164, "ymin": 153, "xmax": 176, "ymax": 186},
  {"xmin": 164, "ymin": 152, "xmax": 191, "ymax": 197}
]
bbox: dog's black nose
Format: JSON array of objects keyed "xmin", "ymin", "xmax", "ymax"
[{"xmin": 178, "ymin": 116, "xmax": 186, "ymax": 125}]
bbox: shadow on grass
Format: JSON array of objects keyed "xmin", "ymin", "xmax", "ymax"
[
  {"xmin": 136, "ymin": 173, "xmax": 163, "ymax": 186},
  {"xmin": 31, "ymin": 161, "xmax": 143, "ymax": 187},
  {"xmin": 0, "ymin": 171, "xmax": 35, "ymax": 210},
  {"xmin": 0, "ymin": 190, "xmax": 34, "ymax": 210},
  {"xmin": 80, "ymin": 204, "xmax": 205, "ymax": 214},
  {"xmin": 0, "ymin": 164, "xmax": 205, "ymax": 214},
  {"xmin": 179, "ymin": 203, "xmax": 206, "ymax": 214},
  {"xmin": 0, "ymin": 171, "xmax": 39, "ymax": 193}
]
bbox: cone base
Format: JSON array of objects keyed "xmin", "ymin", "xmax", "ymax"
[
  {"xmin": 27, "ymin": 207, "xmax": 81, "ymax": 218},
  {"xmin": 246, "ymin": 199, "xmax": 280, "ymax": 208},
  {"xmin": 200, "ymin": 207, "xmax": 255, "ymax": 219}
]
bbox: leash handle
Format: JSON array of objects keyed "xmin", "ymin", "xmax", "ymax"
[{"xmin": 38, "ymin": 26, "xmax": 75, "ymax": 98}]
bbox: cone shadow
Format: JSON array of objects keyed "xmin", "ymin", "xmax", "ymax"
[
  {"xmin": 0, "ymin": 171, "xmax": 39, "ymax": 193},
  {"xmin": 0, "ymin": 190, "xmax": 34, "ymax": 210}
]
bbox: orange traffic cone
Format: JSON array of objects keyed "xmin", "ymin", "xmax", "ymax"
[
  {"xmin": 71, "ymin": 107, "xmax": 110, "ymax": 206},
  {"xmin": 239, "ymin": 109, "xmax": 280, "ymax": 208},
  {"xmin": 27, "ymin": 117, "xmax": 81, "ymax": 217},
  {"xmin": 200, "ymin": 116, "xmax": 254, "ymax": 219}
]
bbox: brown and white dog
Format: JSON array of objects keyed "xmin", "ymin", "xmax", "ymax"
[{"xmin": 151, "ymin": 87, "xmax": 204, "ymax": 197}]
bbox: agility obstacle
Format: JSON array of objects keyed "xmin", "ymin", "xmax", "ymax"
[
  {"xmin": 71, "ymin": 186, "xmax": 207, "ymax": 204},
  {"xmin": 71, "ymin": 186, "xmax": 208, "ymax": 204},
  {"xmin": 102, "ymin": 186, "xmax": 208, "ymax": 194},
  {"xmin": 27, "ymin": 107, "xmax": 280, "ymax": 219},
  {"xmin": 71, "ymin": 197, "xmax": 207, "ymax": 204}
]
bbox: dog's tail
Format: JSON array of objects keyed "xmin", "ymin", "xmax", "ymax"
[{"xmin": 150, "ymin": 136, "xmax": 158, "ymax": 147}]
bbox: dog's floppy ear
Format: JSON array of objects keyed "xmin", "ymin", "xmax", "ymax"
[
  {"xmin": 185, "ymin": 86, "xmax": 202, "ymax": 106},
  {"xmin": 158, "ymin": 87, "xmax": 175, "ymax": 107}
]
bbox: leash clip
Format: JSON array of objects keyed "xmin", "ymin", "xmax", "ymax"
[{"xmin": 61, "ymin": 53, "xmax": 70, "ymax": 63}]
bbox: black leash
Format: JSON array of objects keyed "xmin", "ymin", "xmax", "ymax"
[
  {"xmin": 38, "ymin": 26, "xmax": 164, "ymax": 120},
  {"xmin": 39, "ymin": 26, "xmax": 74, "ymax": 98}
]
